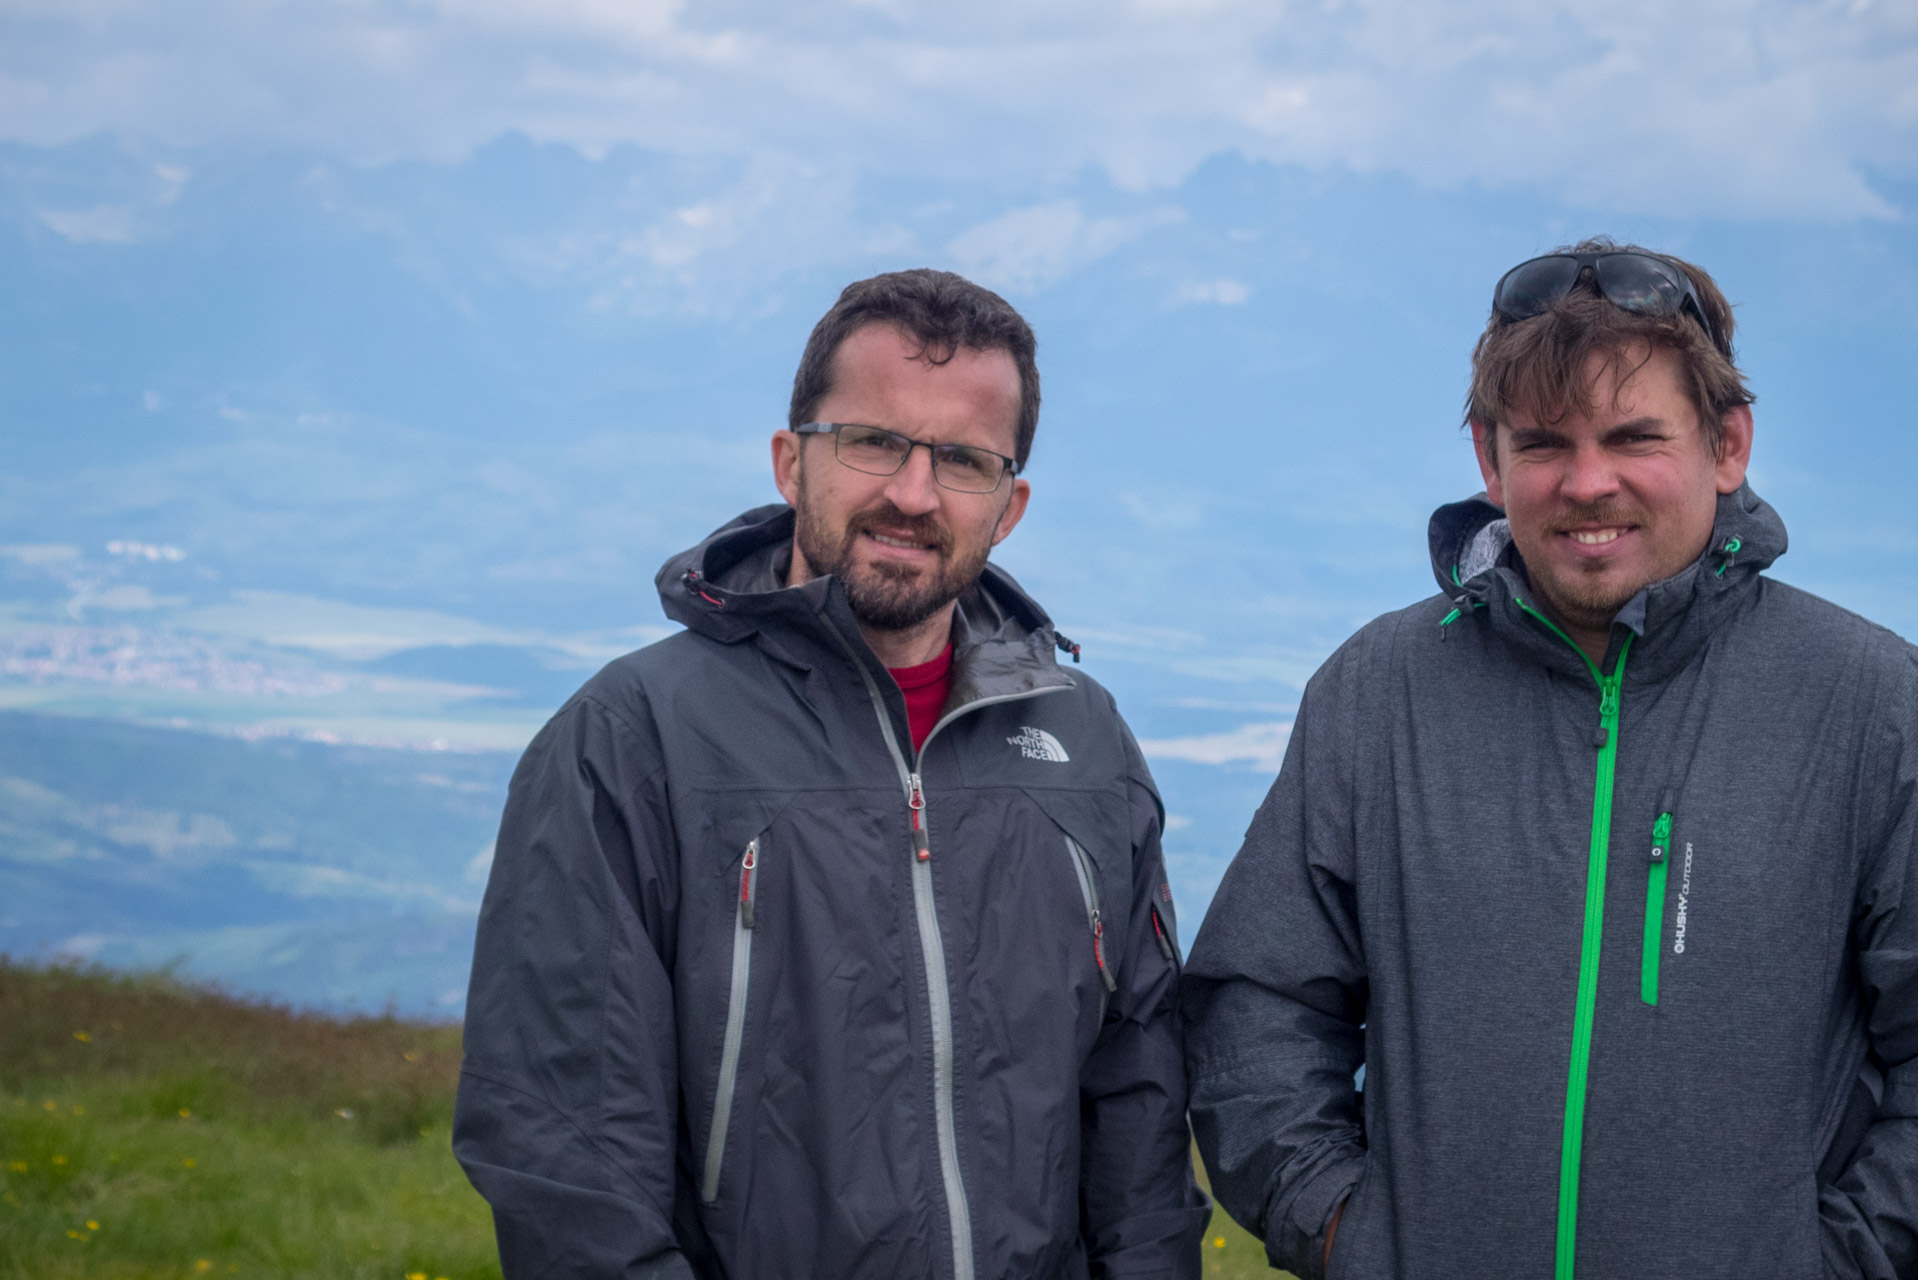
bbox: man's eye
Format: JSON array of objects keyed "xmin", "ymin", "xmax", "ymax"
[
  {"xmin": 842, "ymin": 428, "xmax": 905, "ymax": 454},
  {"xmin": 939, "ymin": 448, "xmax": 991, "ymax": 473}
]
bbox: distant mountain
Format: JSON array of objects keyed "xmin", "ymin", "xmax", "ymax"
[{"xmin": 0, "ymin": 711, "xmax": 514, "ymax": 1016}]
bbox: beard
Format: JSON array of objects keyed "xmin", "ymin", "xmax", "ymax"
[
  {"xmin": 793, "ymin": 487, "xmax": 993, "ymax": 633},
  {"xmin": 1527, "ymin": 500, "xmax": 1655, "ymax": 630}
]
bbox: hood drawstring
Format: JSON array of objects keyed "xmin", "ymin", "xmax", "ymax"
[
  {"xmin": 1055, "ymin": 632, "xmax": 1082, "ymax": 664},
  {"xmin": 684, "ymin": 569, "xmax": 725, "ymax": 608},
  {"xmin": 1713, "ymin": 536, "xmax": 1742, "ymax": 578},
  {"xmin": 1439, "ymin": 595, "xmax": 1485, "ymax": 634}
]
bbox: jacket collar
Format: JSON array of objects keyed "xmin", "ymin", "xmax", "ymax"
[
  {"xmin": 1427, "ymin": 482, "xmax": 1788, "ymax": 683},
  {"xmin": 656, "ymin": 503, "xmax": 1075, "ymax": 710}
]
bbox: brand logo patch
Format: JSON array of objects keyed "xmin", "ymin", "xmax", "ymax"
[
  {"xmin": 1007, "ymin": 726, "xmax": 1069, "ymax": 763},
  {"xmin": 1673, "ymin": 842, "xmax": 1694, "ymax": 954}
]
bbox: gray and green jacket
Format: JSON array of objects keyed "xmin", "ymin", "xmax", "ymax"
[
  {"xmin": 1183, "ymin": 484, "xmax": 1918, "ymax": 1280},
  {"xmin": 454, "ymin": 504, "xmax": 1207, "ymax": 1280}
]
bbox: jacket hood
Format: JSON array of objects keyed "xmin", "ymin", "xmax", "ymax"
[
  {"xmin": 656, "ymin": 503, "xmax": 1074, "ymax": 701},
  {"xmin": 1426, "ymin": 482, "xmax": 1789, "ymax": 682}
]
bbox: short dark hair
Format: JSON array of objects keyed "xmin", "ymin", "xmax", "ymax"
[
  {"xmin": 789, "ymin": 269, "xmax": 1041, "ymax": 469},
  {"xmin": 1465, "ymin": 237, "xmax": 1754, "ymax": 460}
]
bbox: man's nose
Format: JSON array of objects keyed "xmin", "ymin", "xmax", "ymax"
[
  {"xmin": 1560, "ymin": 443, "xmax": 1621, "ymax": 505},
  {"xmin": 882, "ymin": 444, "xmax": 942, "ymax": 515}
]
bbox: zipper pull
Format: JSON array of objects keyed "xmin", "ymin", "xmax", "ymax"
[
  {"xmin": 908, "ymin": 772, "xmax": 930, "ymax": 861},
  {"xmin": 1090, "ymin": 913, "xmax": 1117, "ymax": 993},
  {"xmin": 739, "ymin": 840, "xmax": 758, "ymax": 929},
  {"xmin": 1592, "ymin": 678, "xmax": 1619, "ymax": 747},
  {"xmin": 1651, "ymin": 812, "xmax": 1672, "ymax": 864},
  {"xmin": 1151, "ymin": 904, "xmax": 1176, "ymax": 961}
]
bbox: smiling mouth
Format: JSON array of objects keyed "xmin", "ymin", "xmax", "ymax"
[
  {"xmin": 1564, "ymin": 528, "xmax": 1631, "ymax": 546},
  {"xmin": 864, "ymin": 530, "xmax": 938, "ymax": 553}
]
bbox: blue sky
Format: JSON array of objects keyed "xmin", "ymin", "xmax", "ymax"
[{"xmin": 3, "ymin": 0, "xmax": 1917, "ymax": 926}]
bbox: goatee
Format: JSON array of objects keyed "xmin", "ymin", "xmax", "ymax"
[{"xmin": 794, "ymin": 494, "xmax": 990, "ymax": 633}]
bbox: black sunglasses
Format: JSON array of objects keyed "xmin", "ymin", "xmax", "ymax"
[{"xmin": 1492, "ymin": 251, "xmax": 1725, "ymax": 353}]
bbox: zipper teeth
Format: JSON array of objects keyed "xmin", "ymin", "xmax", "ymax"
[
  {"xmin": 701, "ymin": 838, "xmax": 758, "ymax": 1203},
  {"xmin": 822, "ymin": 621, "xmax": 974, "ymax": 1280},
  {"xmin": 1065, "ymin": 837, "xmax": 1116, "ymax": 996},
  {"xmin": 1517, "ymin": 601, "xmax": 1634, "ymax": 1280},
  {"xmin": 1640, "ymin": 816, "xmax": 1671, "ymax": 1007}
]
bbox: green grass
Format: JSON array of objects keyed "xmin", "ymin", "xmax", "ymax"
[
  {"xmin": 0, "ymin": 957, "xmax": 1284, "ymax": 1279},
  {"xmin": 0, "ymin": 960, "xmax": 495, "ymax": 1280}
]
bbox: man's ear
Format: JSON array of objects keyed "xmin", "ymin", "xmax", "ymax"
[
  {"xmin": 1469, "ymin": 420, "xmax": 1506, "ymax": 508},
  {"xmin": 772, "ymin": 429, "xmax": 802, "ymax": 507},
  {"xmin": 990, "ymin": 477, "xmax": 1031, "ymax": 547},
  {"xmin": 1714, "ymin": 404, "xmax": 1754, "ymax": 494}
]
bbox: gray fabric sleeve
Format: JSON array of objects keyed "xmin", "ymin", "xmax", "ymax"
[
  {"xmin": 453, "ymin": 693, "xmax": 694, "ymax": 1280},
  {"xmin": 1077, "ymin": 719, "xmax": 1211, "ymax": 1280},
  {"xmin": 1821, "ymin": 652, "xmax": 1918, "ymax": 1280},
  {"xmin": 1180, "ymin": 653, "xmax": 1368, "ymax": 1280}
]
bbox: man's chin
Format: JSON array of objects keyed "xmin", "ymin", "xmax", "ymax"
[{"xmin": 1534, "ymin": 565, "xmax": 1645, "ymax": 630}]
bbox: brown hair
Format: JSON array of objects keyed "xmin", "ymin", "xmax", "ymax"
[
  {"xmin": 1465, "ymin": 237, "xmax": 1753, "ymax": 460},
  {"xmin": 789, "ymin": 269, "xmax": 1041, "ymax": 469}
]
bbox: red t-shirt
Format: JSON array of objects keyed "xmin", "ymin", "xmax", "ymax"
[{"xmin": 890, "ymin": 645, "xmax": 953, "ymax": 754}]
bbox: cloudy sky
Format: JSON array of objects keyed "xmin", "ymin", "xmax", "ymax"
[{"xmin": 3, "ymin": 0, "xmax": 1915, "ymax": 915}]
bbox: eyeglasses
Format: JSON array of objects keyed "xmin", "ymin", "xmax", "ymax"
[
  {"xmin": 1492, "ymin": 251, "xmax": 1725, "ymax": 353},
  {"xmin": 794, "ymin": 422, "xmax": 1018, "ymax": 494}
]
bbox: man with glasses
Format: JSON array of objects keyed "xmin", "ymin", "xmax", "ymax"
[
  {"xmin": 1184, "ymin": 238, "xmax": 1918, "ymax": 1280},
  {"xmin": 455, "ymin": 268, "xmax": 1208, "ymax": 1279}
]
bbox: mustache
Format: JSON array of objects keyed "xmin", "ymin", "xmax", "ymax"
[
  {"xmin": 847, "ymin": 504, "xmax": 953, "ymax": 554},
  {"xmin": 1546, "ymin": 502, "xmax": 1644, "ymax": 534}
]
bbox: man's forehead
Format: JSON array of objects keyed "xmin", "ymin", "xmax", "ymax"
[
  {"xmin": 1502, "ymin": 344, "xmax": 1694, "ymax": 432},
  {"xmin": 821, "ymin": 325, "xmax": 1021, "ymax": 438}
]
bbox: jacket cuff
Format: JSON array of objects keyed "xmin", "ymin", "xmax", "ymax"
[{"xmin": 1274, "ymin": 1153, "xmax": 1364, "ymax": 1280}]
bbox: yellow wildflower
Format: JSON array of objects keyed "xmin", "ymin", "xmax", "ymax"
[
  {"xmin": 1214, "ymin": 1236, "xmax": 1226, "ymax": 1248},
  {"xmin": 178, "ymin": 1108, "xmax": 192, "ymax": 1119},
  {"xmin": 195, "ymin": 1260, "xmax": 212, "ymax": 1272},
  {"xmin": 42, "ymin": 1100, "xmax": 57, "ymax": 1111},
  {"xmin": 52, "ymin": 1154, "xmax": 67, "ymax": 1166},
  {"xmin": 406, "ymin": 1272, "xmax": 426, "ymax": 1280},
  {"xmin": 183, "ymin": 1158, "xmax": 196, "ymax": 1168},
  {"xmin": 7, "ymin": 1161, "xmax": 25, "ymax": 1172},
  {"xmin": 73, "ymin": 1030, "xmax": 92, "ymax": 1042},
  {"xmin": 403, "ymin": 1050, "xmax": 421, "ymax": 1062},
  {"xmin": 87, "ymin": 1220, "xmax": 99, "ymax": 1230}
]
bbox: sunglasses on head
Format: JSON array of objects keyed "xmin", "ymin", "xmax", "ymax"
[{"xmin": 1492, "ymin": 251, "xmax": 1725, "ymax": 353}]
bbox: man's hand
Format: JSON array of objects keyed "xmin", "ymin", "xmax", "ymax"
[{"xmin": 1321, "ymin": 1195, "xmax": 1348, "ymax": 1275}]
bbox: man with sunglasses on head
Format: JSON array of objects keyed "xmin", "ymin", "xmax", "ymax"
[
  {"xmin": 1184, "ymin": 238, "xmax": 1918, "ymax": 1280},
  {"xmin": 455, "ymin": 268, "xmax": 1208, "ymax": 1280}
]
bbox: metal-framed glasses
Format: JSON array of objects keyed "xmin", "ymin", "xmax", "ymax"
[
  {"xmin": 1492, "ymin": 251, "xmax": 1726, "ymax": 354},
  {"xmin": 794, "ymin": 422, "xmax": 1018, "ymax": 494}
]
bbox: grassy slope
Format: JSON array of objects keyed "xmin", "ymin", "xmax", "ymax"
[
  {"xmin": 0, "ymin": 961, "xmax": 494, "ymax": 1280},
  {"xmin": 0, "ymin": 960, "xmax": 1280, "ymax": 1278}
]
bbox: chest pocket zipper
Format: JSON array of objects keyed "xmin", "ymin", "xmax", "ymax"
[
  {"xmin": 1064, "ymin": 836, "xmax": 1118, "ymax": 1018},
  {"xmin": 701, "ymin": 838, "xmax": 759, "ymax": 1204}
]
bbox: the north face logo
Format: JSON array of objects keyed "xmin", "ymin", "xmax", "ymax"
[{"xmin": 1008, "ymin": 726, "xmax": 1069, "ymax": 763}]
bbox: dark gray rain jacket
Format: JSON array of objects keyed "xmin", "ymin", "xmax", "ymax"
[
  {"xmin": 1184, "ymin": 484, "xmax": 1918, "ymax": 1280},
  {"xmin": 455, "ymin": 504, "xmax": 1207, "ymax": 1280}
]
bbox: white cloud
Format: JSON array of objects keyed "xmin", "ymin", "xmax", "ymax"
[
  {"xmin": 1138, "ymin": 720, "xmax": 1293, "ymax": 773},
  {"xmin": 1175, "ymin": 278, "xmax": 1250, "ymax": 305},
  {"xmin": 946, "ymin": 201, "xmax": 1186, "ymax": 294},
  {"xmin": 0, "ymin": 0, "xmax": 1908, "ymax": 222},
  {"xmin": 37, "ymin": 203, "xmax": 138, "ymax": 243}
]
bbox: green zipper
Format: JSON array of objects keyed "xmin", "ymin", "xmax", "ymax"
[
  {"xmin": 1513, "ymin": 597, "xmax": 1632, "ymax": 1280},
  {"xmin": 1641, "ymin": 813, "xmax": 1672, "ymax": 1006}
]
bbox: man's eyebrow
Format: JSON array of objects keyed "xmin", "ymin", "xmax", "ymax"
[{"xmin": 1602, "ymin": 416, "xmax": 1669, "ymax": 438}]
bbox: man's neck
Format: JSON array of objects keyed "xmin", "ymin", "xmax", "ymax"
[
  {"xmin": 861, "ymin": 609, "xmax": 956, "ymax": 670},
  {"xmin": 1528, "ymin": 587, "xmax": 1613, "ymax": 668}
]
